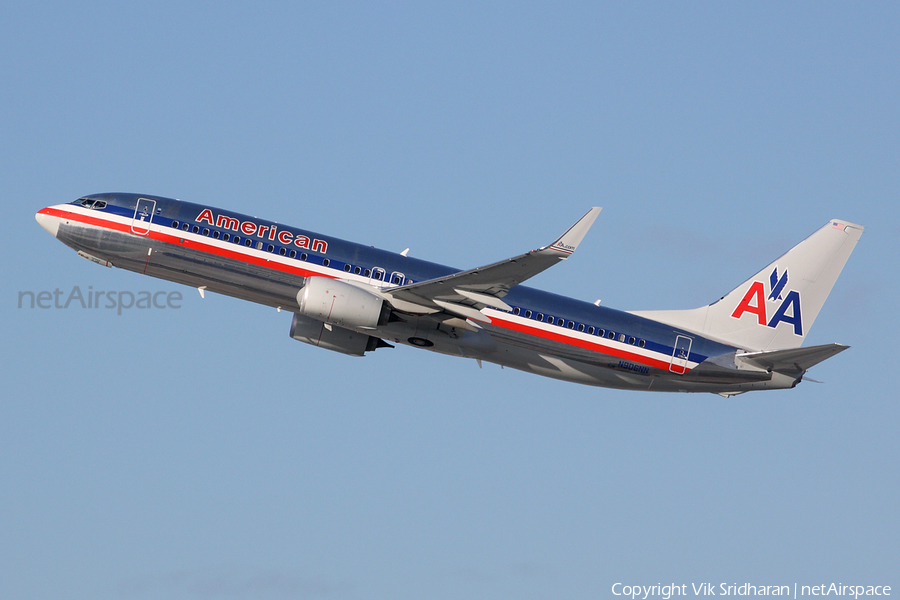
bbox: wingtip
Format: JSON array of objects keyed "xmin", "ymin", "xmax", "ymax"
[{"xmin": 549, "ymin": 207, "xmax": 602, "ymax": 254}]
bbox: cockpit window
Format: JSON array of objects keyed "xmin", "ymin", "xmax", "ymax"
[{"xmin": 75, "ymin": 198, "xmax": 107, "ymax": 210}]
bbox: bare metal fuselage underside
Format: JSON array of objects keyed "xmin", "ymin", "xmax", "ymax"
[{"xmin": 57, "ymin": 220, "xmax": 797, "ymax": 394}]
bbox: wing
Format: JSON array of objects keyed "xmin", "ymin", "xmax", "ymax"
[{"xmin": 381, "ymin": 207, "xmax": 601, "ymax": 323}]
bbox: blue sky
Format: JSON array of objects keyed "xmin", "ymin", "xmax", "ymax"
[{"xmin": 2, "ymin": 2, "xmax": 897, "ymax": 599}]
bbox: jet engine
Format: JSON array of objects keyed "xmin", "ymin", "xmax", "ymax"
[
  {"xmin": 289, "ymin": 312, "xmax": 391, "ymax": 356},
  {"xmin": 296, "ymin": 276, "xmax": 388, "ymax": 329}
]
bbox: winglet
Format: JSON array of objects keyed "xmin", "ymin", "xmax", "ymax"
[{"xmin": 547, "ymin": 207, "xmax": 601, "ymax": 256}]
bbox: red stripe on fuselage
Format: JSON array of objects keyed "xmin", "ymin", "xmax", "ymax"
[
  {"xmin": 43, "ymin": 206, "xmax": 686, "ymax": 373},
  {"xmin": 488, "ymin": 313, "xmax": 678, "ymax": 372},
  {"xmin": 40, "ymin": 207, "xmax": 331, "ymax": 281}
]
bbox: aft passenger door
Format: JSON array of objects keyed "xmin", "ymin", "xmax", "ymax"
[{"xmin": 669, "ymin": 335, "xmax": 693, "ymax": 375}]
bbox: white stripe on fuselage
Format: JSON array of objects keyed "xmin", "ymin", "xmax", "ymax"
[
  {"xmin": 58, "ymin": 203, "xmax": 696, "ymax": 373},
  {"xmin": 484, "ymin": 308, "xmax": 698, "ymax": 371},
  {"xmin": 57, "ymin": 203, "xmax": 398, "ymax": 289}
]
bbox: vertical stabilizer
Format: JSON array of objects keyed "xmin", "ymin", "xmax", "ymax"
[{"xmin": 630, "ymin": 220, "xmax": 864, "ymax": 351}]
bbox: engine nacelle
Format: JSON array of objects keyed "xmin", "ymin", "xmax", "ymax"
[
  {"xmin": 296, "ymin": 277, "xmax": 386, "ymax": 329},
  {"xmin": 289, "ymin": 312, "xmax": 388, "ymax": 356}
]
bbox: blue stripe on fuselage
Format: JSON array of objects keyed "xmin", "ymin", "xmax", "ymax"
[{"xmin": 76, "ymin": 193, "xmax": 729, "ymax": 365}]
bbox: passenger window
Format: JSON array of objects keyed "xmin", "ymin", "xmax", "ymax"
[
  {"xmin": 354, "ymin": 266, "xmax": 361, "ymax": 275},
  {"xmin": 639, "ymin": 339, "xmax": 646, "ymax": 348},
  {"xmin": 172, "ymin": 221, "xmax": 180, "ymax": 229},
  {"xmin": 392, "ymin": 275, "xmax": 402, "ymax": 284},
  {"xmin": 323, "ymin": 258, "xmax": 330, "ymax": 267},
  {"xmin": 182, "ymin": 222, "xmax": 189, "ymax": 231},
  {"xmin": 607, "ymin": 331, "xmax": 615, "ymax": 339},
  {"xmin": 525, "ymin": 310, "xmax": 532, "ymax": 318},
  {"xmin": 202, "ymin": 228, "xmax": 210, "ymax": 236},
  {"xmin": 587, "ymin": 326, "xmax": 595, "ymax": 334},
  {"xmin": 233, "ymin": 236, "xmax": 240, "ymax": 244},
  {"xmin": 279, "ymin": 247, "xmax": 286, "ymax": 256},
  {"xmin": 513, "ymin": 307, "xmax": 520, "ymax": 316},
  {"xmin": 301, "ymin": 253, "xmax": 308, "ymax": 261},
  {"xmin": 618, "ymin": 333, "xmax": 626, "ymax": 342},
  {"xmin": 192, "ymin": 225, "xmax": 199, "ymax": 234},
  {"xmin": 267, "ymin": 244, "xmax": 274, "ymax": 252},
  {"xmin": 628, "ymin": 336, "xmax": 636, "ymax": 345},
  {"xmin": 364, "ymin": 268, "xmax": 371, "ymax": 277},
  {"xmin": 577, "ymin": 324, "xmax": 585, "ymax": 332},
  {"xmin": 213, "ymin": 231, "xmax": 220, "ymax": 239},
  {"xmin": 289, "ymin": 249, "xmax": 296, "ymax": 258},
  {"xmin": 537, "ymin": 313, "xmax": 544, "ymax": 321},
  {"xmin": 245, "ymin": 239, "xmax": 252, "ymax": 247},
  {"xmin": 344, "ymin": 264, "xmax": 352, "ymax": 272},
  {"xmin": 373, "ymin": 271, "xmax": 382, "ymax": 280},
  {"xmin": 567, "ymin": 321, "xmax": 575, "ymax": 329},
  {"xmin": 256, "ymin": 241, "xmax": 263, "ymax": 250}
]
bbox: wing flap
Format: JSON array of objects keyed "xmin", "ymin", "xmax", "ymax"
[{"xmin": 449, "ymin": 288, "xmax": 513, "ymax": 311}]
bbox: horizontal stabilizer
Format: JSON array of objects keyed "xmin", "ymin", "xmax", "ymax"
[{"xmin": 737, "ymin": 343, "xmax": 849, "ymax": 376}]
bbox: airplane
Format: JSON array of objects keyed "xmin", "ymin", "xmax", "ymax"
[{"xmin": 35, "ymin": 193, "xmax": 863, "ymax": 396}]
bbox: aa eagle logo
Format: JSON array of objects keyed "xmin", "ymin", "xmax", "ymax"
[{"xmin": 731, "ymin": 267, "xmax": 803, "ymax": 336}]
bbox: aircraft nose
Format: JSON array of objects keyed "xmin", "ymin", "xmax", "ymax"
[{"xmin": 35, "ymin": 208, "xmax": 60, "ymax": 238}]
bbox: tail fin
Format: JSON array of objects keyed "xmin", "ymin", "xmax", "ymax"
[{"xmin": 630, "ymin": 219, "xmax": 864, "ymax": 351}]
